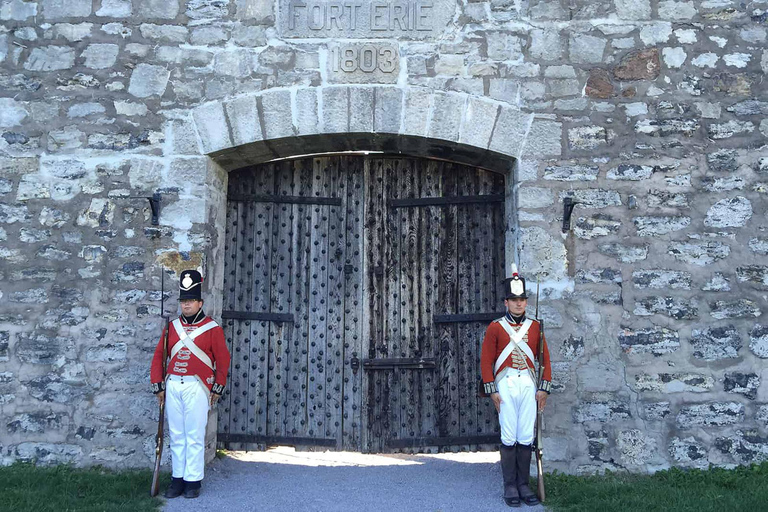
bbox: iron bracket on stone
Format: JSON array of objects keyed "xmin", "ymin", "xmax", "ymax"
[
  {"xmin": 562, "ymin": 197, "xmax": 580, "ymax": 232},
  {"xmin": 128, "ymin": 192, "xmax": 162, "ymax": 226}
]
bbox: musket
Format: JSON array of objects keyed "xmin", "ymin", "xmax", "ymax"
[
  {"xmin": 534, "ymin": 278, "xmax": 546, "ymax": 503},
  {"xmin": 150, "ymin": 271, "xmax": 170, "ymax": 497}
]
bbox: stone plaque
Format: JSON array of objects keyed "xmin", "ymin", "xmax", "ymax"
[
  {"xmin": 279, "ymin": 0, "xmax": 455, "ymax": 40},
  {"xmin": 326, "ymin": 42, "xmax": 399, "ymax": 83}
]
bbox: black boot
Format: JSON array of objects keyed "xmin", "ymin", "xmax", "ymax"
[
  {"xmin": 500, "ymin": 444, "xmax": 521, "ymax": 507},
  {"xmin": 164, "ymin": 477, "xmax": 184, "ymax": 499},
  {"xmin": 516, "ymin": 444, "xmax": 540, "ymax": 506},
  {"xmin": 183, "ymin": 480, "xmax": 201, "ymax": 499}
]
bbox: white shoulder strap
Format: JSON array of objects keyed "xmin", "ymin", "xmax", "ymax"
[
  {"xmin": 170, "ymin": 318, "xmax": 215, "ymax": 369},
  {"xmin": 494, "ymin": 319, "xmax": 534, "ymax": 374}
]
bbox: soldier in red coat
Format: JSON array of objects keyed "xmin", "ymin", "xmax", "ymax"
[
  {"xmin": 151, "ymin": 270, "xmax": 230, "ymax": 499},
  {"xmin": 480, "ymin": 265, "xmax": 551, "ymax": 507}
]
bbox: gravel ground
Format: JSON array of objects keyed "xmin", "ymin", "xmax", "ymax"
[{"xmin": 162, "ymin": 448, "xmax": 548, "ymax": 512}]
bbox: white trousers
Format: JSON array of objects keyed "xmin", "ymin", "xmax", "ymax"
[
  {"xmin": 497, "ymin": 369, "xmax": 536, "ymax": 446},
  {"xmin": 166, "ymin": 376, "xmax": 209, "ymax": 481}
]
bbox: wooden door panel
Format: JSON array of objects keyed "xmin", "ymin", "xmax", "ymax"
[{"xmin": 364, "ymin": 158, "xmax": 506, "ymax": 452}]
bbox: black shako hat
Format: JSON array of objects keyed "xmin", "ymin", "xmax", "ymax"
[
  {"xmin": 179, "ymin": 270, "xmax": 203, "ymax": 301},
  {"xmin": 502, "ymin": 263, "xmax": 528, "ymax": 299}
]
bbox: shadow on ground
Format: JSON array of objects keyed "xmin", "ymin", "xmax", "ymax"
[{"xmin": 162, "ymin": 448, "xmax": 547, "ymax": 512}]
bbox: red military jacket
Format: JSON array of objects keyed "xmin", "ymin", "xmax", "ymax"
[
  {"xmin": 480, "ymin": 316, "xmax": 552, "ymax": 395},
  {"xmin": 150, "ymin": 316, "xmax": 230, "ymax": 394}
]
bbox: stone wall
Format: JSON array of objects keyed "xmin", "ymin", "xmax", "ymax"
[{"xmin": 0, "ymin": 0, "xmax": 767, "ymax": 472}]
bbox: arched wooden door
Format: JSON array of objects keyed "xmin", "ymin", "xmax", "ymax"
[{"xmin": 218, "ymin": 155, "xmax": 506, "ymax": 452}]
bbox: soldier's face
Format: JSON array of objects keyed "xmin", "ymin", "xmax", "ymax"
[
  {"xmin": 504, "ymin": 297, "xmax": 527, "ymax": 316},
  {"xmin": 180, "ymin": 299, "xmax": 203, "ymax": 316}
]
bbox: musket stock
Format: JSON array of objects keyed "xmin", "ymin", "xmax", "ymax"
[
  {"xmin": 534, "ymin": 280, "xmax": 546, "ymax": 503},
  {"xmin": 150, "ymin": 271, "xmax": 170, "ymax": 497}
]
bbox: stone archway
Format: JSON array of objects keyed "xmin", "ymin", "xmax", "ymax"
[
  {"xmin": 189, "ymin": 85, "xmax": 562, "ymax": 173},
  {"xmin": 188, "ymin": 85, "xmax": 563, "ymax": 453}
]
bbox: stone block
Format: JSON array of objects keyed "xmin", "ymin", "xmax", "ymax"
[
  {"xmin": 321, "ymin": 87, "xmax": 349, "ymax": 134},
  {"xmin": 427, "ymin": 92, "xmax": 464, "ymax": 142},
  {"xmin": 349, "ymin": 87, "xmax": 374, "ymax": 133},
  {"xmin": 518, "ymin": 226, "xmax": 567, "ymax": 281},
  {"xmin": 710, "ymin": 299, "xmax": 760, "ymax": 319},
  {"xmin": 708, "ymin": 120, "xmax": 755, "ymax": 139},
  {"xmin": 715, "ymin": 430, "xmax": 768, "ymax": 464},
  {"xmin": 574, "ymin": 214, "xmax": 621, "ymax": 239},
  {"xmin": 598, "ymin": 242, "xmax": 648, "ymax": 263},
  {"xmin": 690, "ymin": 326, "xmax": 741, "ymax": 361},
  {"xmin": 0, "ymin": 98, "xmax": 28, "ymax": 128},
  {"xmin": 520, "ymin": 119, "xmax": 562, "ymax": 158},
  {"xmin": 726, "ymin": 99, "xmax": 768, "ymax": 116},
  {"xmin": 459, "ymin": 97, "xmax": 498, "ymax": 149},
  {"xmin": 702, "ymin": 273, "xmax": 730, "ymax": 292},
  {"xmin": 648, "ymin": 190, "xmax": 689, "ymax": 208},
  {"xmin": 86, "ymin": 343, "xmax": 128, "ymax": 363},
  {"xmin": 369, "ymin": 87, "xmax": 401, "ymax": 134},
  {"xmin": 544, "ymin": 165, "xmax": 598, "ymax": 181},
  {"xmin": 568, "ymin": 126, "xmax": 608, "ymax": 150},
  {"xmin": 214, "ymin": 50, "xmax": 252, "ymax": 77},
  {"xmin": 1, "ymin": 0, "xmax": 38, "ymax": 20},
  {"xmin": 643, "ymin": 402, "xmax": 671, "ymax": 421},
  {"xmin": 139, "ymin": 23, "xmax": 186, "ymax": 42},
  {"xmin": 518, "ymin": 187, "xmax": 554, "ymax": 209},
  {"xmin": 635, "ymin": 119, "xmax": 699, "ymax": 136},
  {"xmin": 614, "ymin": 49, "xmax": 660, "ymax": 80},
  {"xmin": 7, "ymin": 412, "xmax": 68, "ymax": 433},
  {"xmin": 669, "ymin": 437, "xmax": 708, "ymax": 468},
  {"xmin": 701, "ymin": 176, "xmax": 745, "ymax": 192},
  {"xmin": 559, "ymin": 189, "xmax": 621, "ymax": 208},
  {"xmin": 224, "ymin": 95, "xmax": 261, "ymax": 146},
  {"xmin": 559, "ymin": 335, "xmax": 585, "ymax": 360},
  {"xmin": 704, "ymin": 197, "xmax": 752, "ymax": 228},
  {"xmin": 607, "ymin": 164, "xmax": 653, "ymax": 181},
  {"xmin": 530, "ymin": 29, "xmax": 565, "ymax": 61},
  {"xmin": 724, "ymin": 373, "xmax": 759, "ymax": 400},
  {"xmin": 632, "ymin": 270, "xmax": 691, "ymax": 289},
  {"xmin": 96, "ymin": 0, "xmax": 131, "ymax": 17},
  {"xmin": 667, "ymin": 241, "xmax": 729, "ymax": 266},
  {"xmin": 574, "ymin": 398, "xmax": 631, "ymax": 423},
  {"xmin": 633, "ymin": 216, "xmax": 690, "ymax": 236},
  {"xmin": 613, "ymin": 0, "xmax": 650, "ymax": 19},
  {"xmin": 401, "ymin": 88, "xmax": 432, "ymax": 137},
  {"xmin": 128, "ymin": 64, "xmax": 170, "ymax": 98},
  {"xmin": 676, "ymin": 402, "xmax": 744, "ymax": 428},
  {"xmin": 634, "ymin": 297, "xmax": 698, "ymax": 319},
  {"xmin": 236, "ymin": 0, "xmax": 273, "ymax": 22},
  {"xmin": 569, "ymin": 34, "xmax": 606, "ymax": 64},
  {"xmin": 619, "ymin": 326, "xmax": 679, "ymax": 355},
  {"xmin": 81, "ymin": 44, "xmax": 119, "ymax": 69},
  {"xmin": 193, "ymin": 102, "xmax": 232, "ymax": 154},
  {"xmin": 585, "ymin": 69, "xmax": 614, "ymax": 99},
  {"xmin": 578, "ymin": 362, "xmax": 625, "ymax": 392},
  {"xmin": 749, "ymin": 325, "xmax": 768, "ymax": 358},
  {"xmin": 42, "ymin": 0, "xmax": 90, "ymax": 18},
  {"xmin": 14, "ymin": 443, "xmax": 83, "ymax": 465},
  {"xmin": 24, "ymin": 46, "xmax": 75, "ymax": 71},
  {"xmin": 618, "ymin": 430, "xmax": 656, "ymax": 466},
  {"xmin": 295, "ymin": 88, "xmax": 319, "ymax": 136},
  {"xmin": 576, "ymin": 268, "xmax": 621, "ymax": 284},
  {"xmin": 488, "ymin": 106, "xmax": 532, "ymax": 158},
  {"xmin": 634, "ymin": 373, "xmax": 714, "ymax": 393}
]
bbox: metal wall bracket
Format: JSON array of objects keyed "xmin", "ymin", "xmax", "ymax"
[
  {"xmin": 129, "ymin": 193, "xmax": 161, "ymax": 226},
  {"xmin": 562, "ymin": 197, "xmax": 579, "ymax": 232}
]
